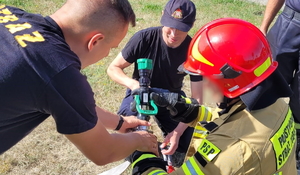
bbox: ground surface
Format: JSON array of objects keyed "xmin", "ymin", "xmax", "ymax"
[{"xmin": 0, "ymin": 0, "xmax": 270, "ymax": 174}]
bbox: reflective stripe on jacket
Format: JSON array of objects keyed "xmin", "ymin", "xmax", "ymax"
[{"xmin": 140, "ymin": 99, "xmax": 297, "ymax": 175}]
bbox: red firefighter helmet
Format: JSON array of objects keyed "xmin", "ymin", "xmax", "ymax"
[{"xmin": 183, "ymin": 18, "xmax": 277, "ymax": 98}]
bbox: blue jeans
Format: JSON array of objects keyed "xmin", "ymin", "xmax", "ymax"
[{"xmin": 118, "ymin": 88, "xmax": 193, "ymax": 153}]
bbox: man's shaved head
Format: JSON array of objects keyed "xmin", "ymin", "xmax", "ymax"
[
  {"xmin": 51, "ymin": 0, "xmax": 136, "ymax": 68},
  {"xmin": 55, "ymin": 0, "xmax": 135, "ymax": 36}
]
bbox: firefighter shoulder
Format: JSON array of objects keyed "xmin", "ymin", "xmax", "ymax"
[{"xmin": 136, "ymin": 99, "xmax": 296, "ymax": 175}]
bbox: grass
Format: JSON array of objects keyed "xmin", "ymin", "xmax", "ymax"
[{"xmin": 0, "ymin": 0, "xmax": 268, "ymax": 174}]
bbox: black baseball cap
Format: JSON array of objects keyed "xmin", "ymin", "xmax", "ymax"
[{"xmin": 160, "ymin": 0, "xmax": 196, "ymax": 32}]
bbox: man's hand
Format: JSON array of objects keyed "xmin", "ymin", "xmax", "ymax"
[
  {"xmin": 160, "ymin": 122, "xmax": 188, "ymax": 155},
  {"xmin": 160, "ymin": 131, "xmax": 180, "ymax": 155},
  {"xmin": 259, "ymin": 28, "xmax": 267, "ymax": 36},
  {"xmin": 119, "ymin": 116, "xmax": 151, "ymax": 133},
  {"xmin": 133, "ymin": 131, "xmax": 159, "ymax": 156},
  {"xmin": 117, "ymin": 116, "xmax": 159, "ymax": 155}
]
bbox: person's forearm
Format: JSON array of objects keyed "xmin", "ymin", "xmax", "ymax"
[
  {"xmin": 96, "ymin": 106, "xmax": 119, "ymax": 130},
  {"xmin": 105, "ymin": 132, "xmax": 143, "ymax": 163},
  {"xmin": 174, "ymin": 122, "xmax": 188, "ymax": 136},
  {"xmin": 107, "ymin": 56, "xmax": 139, "ymax": 90},
  {"xmin": 66, "ymin": 118, "xmax": 153, "ymax": 165},
  {"xmin": 84, "ymin": 132, "xmax": 143, "ymax": 165},
  {"xmin": 260, "ymin": 0, "xmax": 285, "ymax": 34},
  {"xmin": 108, "ymin": 66, "xmax": 138, "ymax": 90}
]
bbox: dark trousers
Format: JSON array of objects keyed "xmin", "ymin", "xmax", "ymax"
[
  {"xmin": 267, "ymin": 5, "xmax": 300, "ymax": 124},
  {"xmin": 118, "ymin": 89, "xmax": 193, "ymax": 153}
]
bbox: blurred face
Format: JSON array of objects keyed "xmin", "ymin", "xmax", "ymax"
[
  {"xmin": 203, "ymin": 77, "xmax": 224, "ymax": 103},
  {"xmin": 162, "ymin": 26, "xmax": 188, "ymax": 48}
]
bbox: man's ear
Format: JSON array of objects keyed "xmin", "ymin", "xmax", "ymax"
[{"xmin": 88, "ymin": 33, "xmax": 105, "ymax": 51}]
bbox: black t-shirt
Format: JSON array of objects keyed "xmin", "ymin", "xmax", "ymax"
[
  {"xmin": 122, "ymin": 27, "xmax": 202, "ymax": 92},
  {"xmin": 0, "ymin": 6, "xmax": 97, "ymax": 154}
]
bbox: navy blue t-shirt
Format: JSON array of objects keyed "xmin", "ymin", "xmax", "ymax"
[
  {"xmin": 286, "ymin": 0, "xmax": 300, "ymax": 12},
  {"xmin": 122, "ymin": 27, "xmax": 202, "ymax": 93},
  {"xmin": 0, "ymin": 6, "xmax": 97, "ymax": 154}
]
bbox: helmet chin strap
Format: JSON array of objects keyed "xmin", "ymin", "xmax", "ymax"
[
  {"xmin": 218, "ymin": 96, "xmax": 232, "ymax": 109},
  {"xmin": 218, "ymin": 96, "xmax": 241, "ymax": 109}
]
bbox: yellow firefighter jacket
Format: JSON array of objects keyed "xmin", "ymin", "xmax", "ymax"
[{"xmin": 139, "ymin": 98, "xmax": 297, "ymax": 175}]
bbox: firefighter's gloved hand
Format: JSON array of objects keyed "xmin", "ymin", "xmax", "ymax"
[
  {"xmin": 130, "ymin": 88, "xmax": 170, "ymax": 112},
  {"xmin": 149, "ymin": 92, "xmax": 179, "ymax": 116},
  {"xmin": 129, "ymin": 151, "xmax": 167, "ymax": 175},
  {"xmin": 130, "ymin": 100, "xmax": 137, "ymax": 112},
  {"xmin": 150, "ymin": 92, "xmax": 200, "ymax": 123}
]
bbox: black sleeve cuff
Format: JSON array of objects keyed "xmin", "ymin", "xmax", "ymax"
[
  {"xmin": 120, "ymin": 51, "xmax": 136, "ymax": 64},
  {"xmin": 190, "ymin": 75, "xmax": 203, "ymax": 82},
  {"xmin": 174, "ymin": 104, "xmax": 199, "ymax": 123}
]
